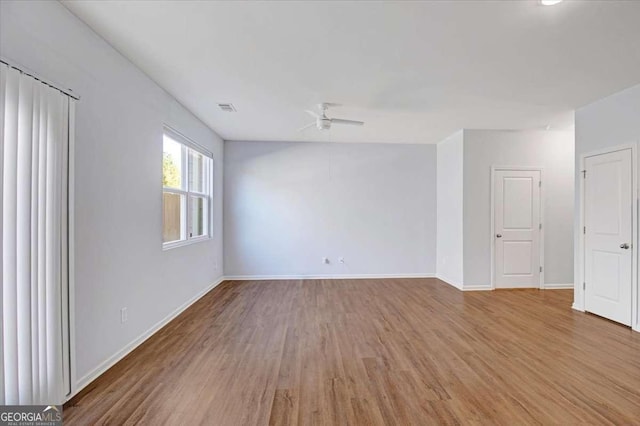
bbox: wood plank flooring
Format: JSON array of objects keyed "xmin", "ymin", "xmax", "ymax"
[{"xmin": 63, "ymin": 278, "xmax": 640, "ymax": 425}]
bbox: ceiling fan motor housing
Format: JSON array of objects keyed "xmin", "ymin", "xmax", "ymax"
[{"xmin": 318, "ymin": 118, "xmax": 332, "ymax": 130}]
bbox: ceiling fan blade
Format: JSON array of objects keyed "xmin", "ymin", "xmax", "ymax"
[
  {"xmin": 330, "ymin": 118, "xmax": 364, "ymax": 126},
  {"xmin": 305, "ymin": 110, "xmax": 320, "ymax": 119},
  {"xmin": 297, "ymin": 121, "xmax": 317, "ymax": 132}
]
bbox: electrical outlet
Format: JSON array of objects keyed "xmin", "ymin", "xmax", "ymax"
[{"xmin": 120, "ymin": 308, "xmax": 128, "ymax": 323}]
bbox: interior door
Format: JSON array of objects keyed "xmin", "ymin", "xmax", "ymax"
[
  {"xmin": 494, "ymin": 169, "xmax": 541, "ymax": 288},
  {"xmin": 584, "ymin": 149, "xmax": 633, "ymax": 326}
]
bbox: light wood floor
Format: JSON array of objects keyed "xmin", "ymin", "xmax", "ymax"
[{"xmin": 64, "ymin": 278, "xmax": 640, "ymax": 425}]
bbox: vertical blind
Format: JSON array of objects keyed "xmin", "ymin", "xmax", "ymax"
[{"xmin": 1, "ymin": 62, "xmax": 71, "ymax": 405}]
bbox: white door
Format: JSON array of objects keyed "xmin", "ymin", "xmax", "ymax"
[
  {"xmin": 584, "ymin": 149, "xmax": 633, "ymax": 326},
  {"xmin": 494, "ymin": 169, "xmax": 541, "ymax": 288}
]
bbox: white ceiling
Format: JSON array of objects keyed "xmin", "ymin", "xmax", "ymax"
[{"xmin": 62, "ymin": 0, "xmax": 640, "ymax": 144}]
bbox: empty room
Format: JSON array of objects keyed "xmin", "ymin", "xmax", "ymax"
[{"xmin": 1, "ymin": 0, "xmax": 640, "ymax": 424}]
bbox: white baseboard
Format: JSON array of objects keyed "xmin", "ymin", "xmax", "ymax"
[
  {"xmin": 434, "ymin": 276, "xmax": 493, "ymax": 292},
  {"xmin": 457, "ymin": 283, "xmax": 573, "ymax": 291},
  {"xmin": 462, "ymin": 284, "xmax": 493, "ymax": 291},
  {"xmin": 571, "ymin": 303, "xmax": 639, "ymax": 333},
  {"xmin": 68, "ymin": 275, "xmax": 225, "ymax": 401},
  {"xmin": 224, "ymin": 273, "xmax": 436, "ymax": 281},
  {"xmin": 543, "ymin": 283, "xmax": 574, "ymax": 290},
  {"xmin": 572, "ymin": 302, "xmax": 585, "ymax": 312},
  {"xmin": 435, "ymin": 274, "xmax": 463, "ymax": 290},
  {"xmin": 434, "ymin": 275, "xmax": 496, "ymax": 292}
]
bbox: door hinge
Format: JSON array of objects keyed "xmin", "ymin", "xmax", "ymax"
[
  {"xmin": 539, "ymin": 223, "xmax": 542, "ymax": 230},
  {"xmin": 539, "ymin": 180, "xmax": 542, "ymax": 188},
  {"xmin": 583, "ymin": 226, "xmax": 586, "ymax": 234},
  {"xmin": 583, "ymin": 282, "xmax": 586, "ymax": 290},
  {"xmin": 582, "ymin": 170, "xmax": 587, "ymax": 178},
  {"xmin": 539, "ymin": 266, "xmax": 543, "ymax": 272}
]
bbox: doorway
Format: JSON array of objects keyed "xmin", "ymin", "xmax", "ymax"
[
  {"xmin": 492, "ymin": 168, "xmax": 543, "ymax": 289},
  {"xmin": 583, "ymin": 148, "xmax": 634, "ymax": 326}
]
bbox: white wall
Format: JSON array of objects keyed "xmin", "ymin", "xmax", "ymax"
[
  {"xmin": 224, "ymin": 141, "xmax": 436, "ymax": 277},
  {"xmin": 573, "ymin": 83, "xmax": 640, "ymax": 310},
  {"xmin": 436, "ymin": 131, "xmax": 464, "ymax": 288},
  {"xmin": 0, "ymin": 0, "xmax": 224, "ymax": 393},
  {"xmin": 463, "ymin": 129, "xmax": 575, "ymax": 289}
]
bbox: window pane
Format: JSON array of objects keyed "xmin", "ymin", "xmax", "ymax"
[
  {"xmin": 163, "ymin": 192, "xmax": 185, "ymax": 243},
  {"xmin": 163, "ymin": 135, "xmax": 183, "ymax": 189},
  {"xmin": 189, "ymin": 149, "xmax": 205, "ymax": 193},
  {"xmin": 190, "ymin": 196, "xmax": 207, "ymax": 237}
]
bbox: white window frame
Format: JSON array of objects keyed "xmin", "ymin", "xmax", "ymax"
[{"xmin": 162, "ymin": 126, "xmax": 213, "ymax": 250}]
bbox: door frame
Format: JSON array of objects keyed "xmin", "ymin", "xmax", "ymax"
[
  {"xmin": 490, "ymin": 166, "xmax": 545, "ymax": 290},
  {"xmin": 576, "ymin": 143, "xmax": 639, "ymax": 332}
]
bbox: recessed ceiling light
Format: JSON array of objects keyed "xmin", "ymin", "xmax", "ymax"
[{"xmin": 540, "ymin": 0, "xmax": 563, "ymax": 5}]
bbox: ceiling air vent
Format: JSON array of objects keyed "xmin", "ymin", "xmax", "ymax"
[{"xmin": 218, "ymin": 103, "xmax": 236, "ymax": 112}]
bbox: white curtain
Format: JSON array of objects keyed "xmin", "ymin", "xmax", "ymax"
[{"xmin": 1, "ymin": 62, "xmax": 71, "ymax": 405}]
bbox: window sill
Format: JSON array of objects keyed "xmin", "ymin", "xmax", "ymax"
[{"xmin": 162, "ymin": 236, "xmax": 212, "ymax": 251}]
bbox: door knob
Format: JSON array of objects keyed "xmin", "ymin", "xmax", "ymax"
[
  {"xmin": 620, "ymin": 243, "xmax": 630, "ymax": 249},
  {"xmin": 496, "ymin": 234, "xmax": 502, "ymax": 238}
]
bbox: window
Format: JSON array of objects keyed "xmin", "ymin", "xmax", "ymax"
[{"xmin": 162, "ymin": 127, "xmax": 213, "ymax": 248}]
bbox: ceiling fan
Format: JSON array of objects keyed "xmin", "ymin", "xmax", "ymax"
[{"xmin": 299, "ymin": 103, "xmax": 364, "ymax": 131}]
